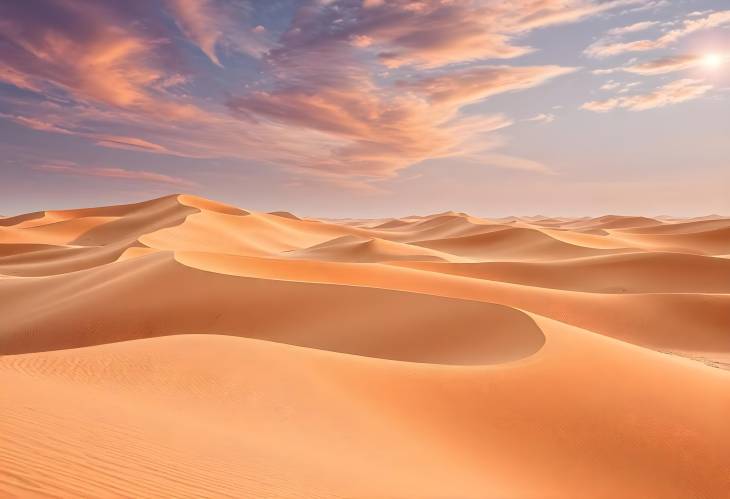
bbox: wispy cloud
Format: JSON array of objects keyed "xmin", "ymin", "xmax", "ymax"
[
  {"xmin": 585, "ymin": 10, "xmax": 730, "ymax": 58},
  {"xmin": 34, "ymin": 163, "xmax": 196, "ymax": 187},
  {"xmin": 582, "ymin": 79, "xmax": 712, "ymax": 112},
  {"xmin": 93, "ymin": 135, "xmax": 172, "ymax": 154},
  {"xmin": 606, "ymin": 21, "xmax": 659, "ymax": 36},
  {"xmin": 591, "ymin": 53, "xmax": 728, "ymax": 77},
  {"xmin": 0, "ymin": 112, "xmax": 196, "ymax": 157},
  {"xmin": 229, "ymin": 65, "xmax": 572, "ymax": 177},
  {"xmin": 0, "ymin": 2, "xmax": 174, "ymax": 107},
  {"xmin": 622, "ymin": 54, "xmax": 717, "ymax": 75},
  {"xmin": 524, "ymin": 113, "xmax": 556, "ymax": 124},
  {"xmin": 163, "ymin": 0, "xmax": 269, "ymax": 66},
  {"xmin": 396, "ymin": 66, "xmax": 576, "ymax": 104},
  {"xmin": 223, "ymin": 0, "xmax": 602, "ymax": 177},
  {"xmin": 0, "ymin": 0, "xmax": 642, "ymax": 186},
  {"xmin": 478, "ymin": 153, "xmax": 556, "ymax": 174},
  {"xmin": 0, "ymin": 113, "xmax": 73, "ymax": 134},
  {"xmin": 598, "ymin": 80, "xmax": 641, "ymax": 93}
]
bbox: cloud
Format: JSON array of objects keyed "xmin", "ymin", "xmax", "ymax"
[
  {"xmin": 93, "ymin": 135, "xmax": 172, "ymax": 154},
  {"xmin": 0, "ymin": 65, "xmax": 42, "ymax": 92},
  {"xmin": 34, "ymin": 163, "xmax": 195, "ymax": 187},
  {"xmin": 598, "ymin": 80, "xmax": 641, "ymax": 93},
  {"xmin": 582, "ymin": 79, "xmax": 712, "ymax": 112},
  {"xmin": 275, "ymin": 0, "xmax": 641, "ymax": 69},
  {"xmin": 229, "ymin": 65, "xmax": 573, "ymax": 177},
  {"xmin": 0, "ymin": 112, "xmax": 198, "ymax": 157},
  {"xmin": 687, "ymin": 10, "xmax": 712, "ymax": 18},
  {"xmin": 585, "ymin": 10, "xmax": 730, "ymax": 58},
  {"xmin": 525, "ymin": 113, "xmax": 556, "ymax": 124},
  {"xmin": 165, "ymin": 0, "xmax": 223, "ymax": 65},
  {"xmin": 478, "ymin": 153, "xmax": 555, "ymax": 174},
  {"xmin": 620, "ymin": 0, "xmax": 668, "ymax": 14},
  {"xmin": 164, "ymin": 0, "xmax": 269, "ymax": 66},
  {"xmin": 0, "ymin": 113, "xmax": 73, "ymax": 134},
  {"xmin": 396, "ymin": 65, "xmax": 576, "ymax": 104},
  {"xmin": 607, "ymin": 21, "xmax": 659, "ymax": 36},
  {"xmin": 0, "ymin": 0, "xmax": 636, "ymax": 186},
  {"xmin": 592, "ymin": 53, "xmax": 728, "ymax": 77},
  {"xmin": 223, "ymin": 0, "xmax": 602, "ymax": 177},
  {"xmin": 622, "ymin": 54, "xmax": 708, "ymax": 75},
  {"xmin": 0, "ymin": 2, "xmax": 174, "ymax": 107}
]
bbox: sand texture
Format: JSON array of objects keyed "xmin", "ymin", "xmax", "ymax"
[{"xmin": 1, "ymin": 195, "xmax": 729, "ymax": 498}]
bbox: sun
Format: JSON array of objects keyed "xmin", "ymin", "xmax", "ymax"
[{"xmin": 702, "ymin": 53, "xmax": 724, "ymax": 69}]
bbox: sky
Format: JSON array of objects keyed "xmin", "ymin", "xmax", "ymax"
[{"xmin": 0, "ymin": 0, "xmax": 728, "ymax": 218}]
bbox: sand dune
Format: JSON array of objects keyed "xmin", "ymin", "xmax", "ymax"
[
  {"xmin": 285, "ymin": 234, "xmax": 459, "ymax": 262},
  {"xmin": 0, "ymin": 252, "xmax": 545, "ymax": 364},
  {"xmin": 414, "ymin": 226, "xmax": 628, "ymax": 260},
  {"xmin": 1, "ymin": 194, "xmax": 729, "ymax": 498},
  {"xmin": 395, "ymin": 251, "xmax": 730, "ymax": 293},
  {"xmin": 612, "ymin": 225, "xmax": 730, "ymax": 255},
  {"xmin": 560, "ymin": 214, "xmax": 662, "ymax": 230}
]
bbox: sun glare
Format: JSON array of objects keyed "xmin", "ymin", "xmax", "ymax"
[{"xmin": 702, "ymin": 53, "xmax": 724, "ymax": 69}]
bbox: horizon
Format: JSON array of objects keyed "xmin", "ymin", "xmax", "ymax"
[
  {"xmin": 1, "ymin": 1, "xmax": 729, "ymax": 217},
  {"xmin": 1, "ymin": 191, "xmax": 728, "ymax": 221}
]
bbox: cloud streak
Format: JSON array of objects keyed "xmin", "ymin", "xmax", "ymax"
[
  {"xmin": 229, "ymin": 65, "xmax": 573, "ymax": 177},
  {"xmin": 622, "ymin": 54, "xmax": 713, "ymax": 75},
  {"xmin": 35, "ymin": 163, "xmax": 196, "ymax": 187},
  {"xmin": 164, "ymin": 0, "xmax": 269, "ymax": 66},
  {"xmin": 525, "ymin": 113, "xmax": 556, "ymax": 124},
  {"xmin": 582, "ymin": 79, "xmax": 712, "ymax": 112},
  {"xmin": 585, "ymin": 10, "xmax": 730, "ymax": 58}
]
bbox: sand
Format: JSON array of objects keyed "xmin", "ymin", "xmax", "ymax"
[{"xmin": 1, "ymin": 194, "xmax": 729, "ymax": 498}]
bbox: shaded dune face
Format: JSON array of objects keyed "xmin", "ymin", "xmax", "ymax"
[
  {"xmin": 0, "ymin": 195, "xmax": 199, "ymax": 276},
  {"xmin": 394, "ymin": 252, "xmax": 730, "ymax": 294},
  {"xmin": 412, "ymin": 226, "xmax": 632, "ymax": 260},
  {"xmin": 1, "ymin": 195, "xmax": 730, "ymax": 498},
  {"xmin": 0, "ymin": 252, "xmax": 545, "ymax": 365}
]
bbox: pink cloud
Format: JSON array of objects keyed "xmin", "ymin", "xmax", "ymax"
[
  {"xmin": 396, "ymin": 65, "xmax": 576, "ymax": 104},
  {"xmin": 164, "ymin": 0, "xmax": 269, "ymax": 66},
  {"xmin": 478, "ymin": 153, "xmax": 555, "ymax": 174},
  {"xmin": 0, "ymin": 0, "xmax": 639, "ymax": 185},
  {"xmin": 0, "ymin": 65, "xmax": 42, "ymax": 92},
  {"xmin": 0, "ymin": 3, "xmax": 167, "ymax": 107},
  {"xmin": 222, "ymin": 0, "xmax": 599, "ymax": 178},
  {"xmin": 277, "ymin": 0, "xmax": 641, "ymax": 69},
  {"xmin": 35, "ymin": 163, "xmax": 196, "ymax": 187},
  {"xmin": 93, "ymin": 135, "xmax": 171, "ymax": 154},
  {"xmin": 622, "ymin": 54, "xmax": 710, "ymax": 75},
  {"xmin": 0, "ymin": 113, "xmax": 73, "ymax": 134},
  {"xmin": 0, "ymin": 112, "xmax": 203, "ymax": 158},
  {"xmin": 591, "ymin": 53, "xmax": 726, "ymax": 78},
  {"xmin": 230, "ymin": 65, "xmax": 571, "ymax": 177}
]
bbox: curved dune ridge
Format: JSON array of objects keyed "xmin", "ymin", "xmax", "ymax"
[{"xmin": 1, "ymin": 194, "xmax": 729, "ymax": 498}]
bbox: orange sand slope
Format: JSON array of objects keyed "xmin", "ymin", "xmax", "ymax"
[{"xmin": 1, "ymin": 194, "xmax": 729, "ymax": 498}]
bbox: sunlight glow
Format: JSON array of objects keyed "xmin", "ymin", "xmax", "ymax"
[{"xmin": 702, "ymin": 53, "xmax": 724, "ymax": 69}]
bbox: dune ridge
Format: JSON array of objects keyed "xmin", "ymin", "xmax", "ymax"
[{"xmin": 1, "ymin": 194, "xmax": 729, "ymax": 498}]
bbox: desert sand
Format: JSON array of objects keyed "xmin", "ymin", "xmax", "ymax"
[{"xmin": 1, "ymin": 194, "xmax": 729, "ymax": 498}]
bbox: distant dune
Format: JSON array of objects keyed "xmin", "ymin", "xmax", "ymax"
[{"xmin": 1, "ymin": 194, "xmax": 729, "ymax": 498}]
